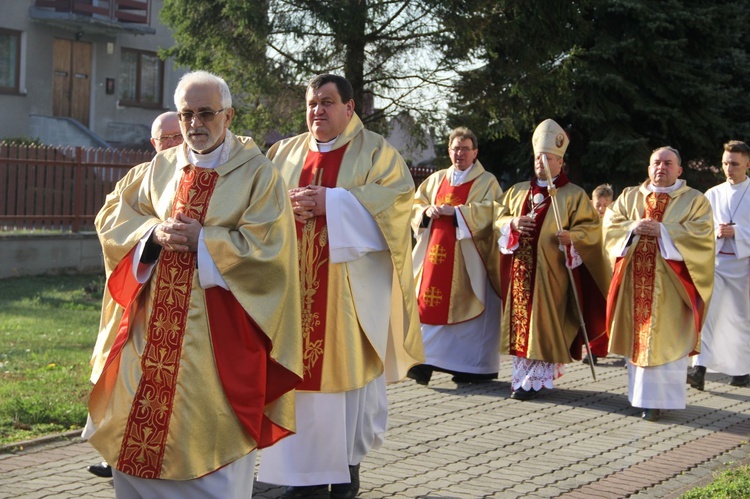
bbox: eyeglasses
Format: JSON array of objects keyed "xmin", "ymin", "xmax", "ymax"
[
  {"xmin": 153, "ymin": 133, "xmax": 182, "ymax": 143},
  {"xmin": 450, "ymin": 146, "xmax": 474, "ymax": 153},
  {"xmin": 177, "ymin": 109, "xmax": 226, "ymax": 123}
]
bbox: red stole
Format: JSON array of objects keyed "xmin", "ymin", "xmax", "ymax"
[
  {"xmin": 119, "ymin": 166, "xmax": 218, "ymax": 478},
  {"xmin": 297, "ymin": 146, "xmax": 347, "ymax": 391},
  {"xmin": 417, "ymin": 175, "xmax": 475, "ymax": 324},
  {"xmin": 503, "ymin": 175, "xmax": 568, "ymax": 356},
  {"xmin": 630, "ymin": 193, "xmax": 670, "ymax": 363}
]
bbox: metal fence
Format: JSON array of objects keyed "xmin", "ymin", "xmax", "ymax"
[
  {"xmin": 0, "ymin": 144, "xmax": 436, "ymax": 233},
  {"xmin": 409, "ymin": 165, "xmax": 436, "ymax": 186},
  {"xmin": 0, "ymin": 144, "xmax": 154, "ymax": 232}
]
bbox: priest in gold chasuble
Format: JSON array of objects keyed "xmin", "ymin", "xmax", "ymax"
[
  {"xmin": 85, "ymin": 72, "xmax": 303, "ymax": 498},
  {"xmin": 495, "ymin": 119, "xmax": 610, "ymax": 401},
  {"xmin": 409, "ymin": 127, "xmax": 504, "ymax": 386},
  {"xmin": 605, "ymin": 146, "xmax": 714, "ymax": 421},
  {"xmin": 257, "ymin": 74, "xmax": 423, "ymax": 498}
]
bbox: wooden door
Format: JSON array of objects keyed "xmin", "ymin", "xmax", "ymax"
[{"xmin": 52, "ymin": 39, "xmax": 92, "ymax": 127}]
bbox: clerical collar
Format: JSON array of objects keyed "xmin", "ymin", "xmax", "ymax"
[
  {"xmin": 451, "ymin": 163, "xmax": 474, "ymax": 185},
  {"xmin": 535, "ymin": 176, "xmax": 559, "ymax": 187},
  {"xmin": 314, "ymin": 136, "xmax": 338, "ymax": 153},
  {"xmin": 187, "ymin": 132, "xmax": 231, "ymax": 169},
  {"xmin": 648, "ymin": 179, "xmax": 683, "ymax": 193}
]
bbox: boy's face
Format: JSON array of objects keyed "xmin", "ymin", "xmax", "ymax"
[{"xmin": 592, "ymin": 195, "xmax": 612, "ymax": 217}]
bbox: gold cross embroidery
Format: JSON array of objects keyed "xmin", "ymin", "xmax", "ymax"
[
  {"xmin": 428, "ymin": 244, "xmax": 447, "ymax": 264},
  {"xmin": 422, "ymin": 286, "xmax": 443, "ymax": 307}
]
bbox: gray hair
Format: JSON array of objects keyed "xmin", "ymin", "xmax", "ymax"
[
  {"xmin": 651, "ymin": 146, "xmax": 682, "ymax": 166},
  {"xmin": 174, "ymin": 70, "xmax": 232, "ymax": 109}
]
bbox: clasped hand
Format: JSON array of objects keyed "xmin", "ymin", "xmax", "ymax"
[
  {"xmin": 717, "ymin": 223, "xmax": 735, "ymax": 239},
  {"xmin": 290, "ymin": 185, "xmax": 327, "ymax": 223},
  {"xmin": 152, "ymin": 212, "xmax": 202, "ymax": 252},
  {"xmin": 425, "ymin": 204, "xmax": 456, "ymax": 219},
  {"xmin": 634, "ymin": 218, "xmax": 661, "ymax": 238}
]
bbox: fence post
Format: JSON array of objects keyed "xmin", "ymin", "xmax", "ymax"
[{"xmin": 72, "ymin": 146, "xmax": 84, "ymax": 233}]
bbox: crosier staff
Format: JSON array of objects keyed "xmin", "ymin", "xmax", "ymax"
[{"xmin": 541, "ymin": 154, "xmax": 597, "ymax": 381}]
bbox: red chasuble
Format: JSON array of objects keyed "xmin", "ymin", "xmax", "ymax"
[
  {"xmin": 297, "ymin": 146, "xmax": 347, "ymax": 391},
  {"xmin": 417, "ymin": 176, "xmax": 475, "ymax": 324}
]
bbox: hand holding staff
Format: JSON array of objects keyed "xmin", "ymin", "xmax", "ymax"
[{"xmin": 541, "ymin": 154, "xmax": 597, "ymax": 381}]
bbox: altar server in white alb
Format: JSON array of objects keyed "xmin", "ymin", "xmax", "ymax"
[
  {"xmin": 407, "ymin": 127, "xmax": 503, "ymax": 386},
  {"xmin": 688, "ymin": 140, "xmax": 750, "ymax": 390}
]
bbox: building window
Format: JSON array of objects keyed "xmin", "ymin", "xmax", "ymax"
[
  {"xmin": 0, "ymin": 29, "xmax": 21, "ymax": 94},
  {"xmin": 119, "ymin": 48, "xmax": 163, "ymax": 108}
]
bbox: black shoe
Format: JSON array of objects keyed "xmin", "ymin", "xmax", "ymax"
[
  {"xmin": 87, "ymin": 462, "xmax": 112, "ymax": 478},
  {"xmin": 582, "ymin": 354, "xmax": 598, "ymax": 366},
  {"xmin": 407, "ymin": 364, "xmax": 432, "ymax": 386},
  {"xmin": 641, "ymin": 409, "xmax": 662, "ymax": 422},
  {"xmin": 280, "ymin": 485, "xmax": 329, "ymax": 498},
  {"xmin": 510, "ymin": 388, "xmax": 539, "ymax": 401},
  {"xmin": 730, "ymin": 374, "xmax": 750, "ymax": 387},
  {"xmin": 451, "ymin": 372, "xmax": 496, "ymax": 384},
  {"xmin": 330, "ymin": 464, "xmax": 360, "ymax": 499},
  {"xmin": 687, "ymin": 365, "xmax": 706, "ymax": 391}
]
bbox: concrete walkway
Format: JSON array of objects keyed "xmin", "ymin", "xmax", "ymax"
[{"xmin": 1, "ymin": 357, "xmax": 748, "ymax": 498}]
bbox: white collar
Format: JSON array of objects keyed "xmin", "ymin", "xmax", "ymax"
[
  {"xmin": 313, "ymin": 136, "xmax": 338, "ymax": 153},
  {"xmin": 451, "ymin": 163, "xmax": 474, "ymax": 185},
  {"xmin": 186, "ymin": 132, "xmax": 231, "ymax": 169},
  {"xmin": 648, "ymin": 179, "xmax": 683, "ymax": 193}
]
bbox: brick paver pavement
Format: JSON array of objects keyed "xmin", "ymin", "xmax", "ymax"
[{"xmin": 1, "ymin": 357, "xmax": 748, "ymax": 498}]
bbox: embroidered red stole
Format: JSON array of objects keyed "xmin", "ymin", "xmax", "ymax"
[
  {"xmin": 118, "ymin": 166, "xmax": 218, "ymax": 478},
  {"xmin": 417, "ymin": 176, "xmax": 475, "ymax": 324},
  {"xmin": 631, "ymin": 192, "xmax": 669, "ymax": 364},
  {"xmin": 297, "ymin": 146, "xmax": 347, "ymax": 391},
  {"xmin": 504, "ymin": 174, "xmax": 570, "ymax": 357}
]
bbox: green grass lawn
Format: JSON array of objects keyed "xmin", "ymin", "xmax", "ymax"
[
  {"xmin": 681, "ymin": 463, "xmax": 750, "ymax": 498},
  {"xmin": 0, "ymin": 273, "xmax": 102, "ymax": 445}
]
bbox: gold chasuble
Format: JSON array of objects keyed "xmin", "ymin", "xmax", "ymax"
[
  {"xmin": 605, "ymin": 181, "xmax": 714, "ymax": 367},
  {"xmin": 411, "ymin": 162, "xmax": 503, "ymax": 325},
  {"xmin": 267, "ymin": 113, "xmax": 424, "ymax": 393},
  {"xmin": 495, "ymin": 173, "xmax": 611, "ymax": 363},
  {"xmin": 88, "ymin": 134, "xmax": 303, "ymax": 480},
  {"xmin": 417, "ymin": 177, "xmax": 475, "ymax": 324}
]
